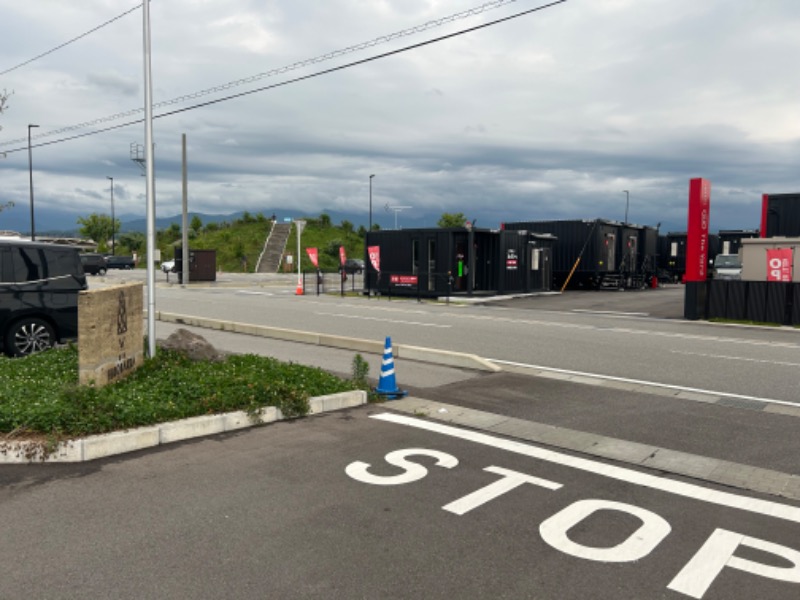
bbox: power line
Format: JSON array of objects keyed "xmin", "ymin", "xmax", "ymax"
[
  {"xmin": 2, "ymin": 0, "xmax": 567, "ymax": 155},
  {"xmin": 0, "ymin": 4, "xmax": 142, "ymax": 77},
  {"xmin": 2, "ymin": 0, "xmax": 521, "ymax": 147}
]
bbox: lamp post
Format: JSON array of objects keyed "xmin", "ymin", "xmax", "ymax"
[
  {"xmin": 623, "ymin": 190, "xmax": 630, "ymax": 224},
  {"xmin": 369, "ymin": 174, "xmax": 375, "ymax": 231},
  {"xmin": 27, "ymin": 124, "xmax": 39, "ymax": 241},
  {"xmin": 107, "ymin": 176, "xmax": 115, "ymax": 255}
]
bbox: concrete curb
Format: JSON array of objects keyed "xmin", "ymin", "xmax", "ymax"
[
  {"xmin": 155, "ymin": 311, "xmax": 500, "ymax": 372},
  {"xmin": 0, "ymin": 390, "xmax": 367, "ymax": 464},
  {"xmin": 387, "ymin": 398, "xmax": 800, "ymax": 501}
]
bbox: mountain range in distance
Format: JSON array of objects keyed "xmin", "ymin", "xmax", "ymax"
[{"xmin": 0, "ymin": 206, "xmax": 435, "ymax": 237}]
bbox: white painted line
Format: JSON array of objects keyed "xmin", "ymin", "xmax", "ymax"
[
  {"xmin": 315, "ymin": 312, "xmax": 451, "ymax": 328},
  {"xmin": 490, "ymin": 358, "xmax": 800, "ymax": 409},
  {"xmin": 371, "ymin": 413, "xmax": 800, "ymax": 524},
  {"xmin": 670, "ymin": 350, "xmax": 800, "ymax": 368},
  {"xmin": 236, "ymin": 290, "xmax": 275, "ymax": 296},
  {"xmin": 572, "ymin": 309, "xmax": 650, "ymax": 317}
]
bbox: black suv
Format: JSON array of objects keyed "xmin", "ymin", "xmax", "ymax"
[
  {"xmin": 105, "ymin": 255, "xmax": 135, "ymax": 270},
  {"xmin": 0, "ymin": 240, "xmax": 87, "ymax": 357},
  {"xmin": 80, "ymin": 253, "xmax": 107, "ymax": 275}
]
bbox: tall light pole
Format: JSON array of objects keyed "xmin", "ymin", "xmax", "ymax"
[
  {"xmin": 27, "ymin": 124, "xmax": 39, "ymax": 241},
  {"xmin": 623, "ymin": 190, "xmax": 630, "ymax": 224},
  {"xmin": 369, "ymin": 174, "xmax": 375, "ymax": 231},
  {"xmin": 107, "ymin": 176, "xmax": 115, "ymax": 255}
]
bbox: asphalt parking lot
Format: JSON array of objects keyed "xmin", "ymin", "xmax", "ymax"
[{"xmin": 490, "ymin": 284, "xmax": 686, "ymax": 319}]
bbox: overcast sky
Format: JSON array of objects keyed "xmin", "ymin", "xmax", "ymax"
[{"xmin": 1, "ymin": 0, "xmax": 799, "ymax": 234}]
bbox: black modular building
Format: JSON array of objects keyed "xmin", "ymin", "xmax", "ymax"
[
  {"xmin": 363, "ymin": 228, "xmax": 556, "ymax": 297},
  {"xmin": 503, "ymin": 219, "xmax": 659, "ymax": 289},
  {"xmin": 762, "ymin": 193, "xmax": 800, "ymax": 237}
]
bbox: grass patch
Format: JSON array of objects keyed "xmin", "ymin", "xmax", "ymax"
[{"xmin": 0, "ymin": 346, "xmax": 365, "ymax": 440}]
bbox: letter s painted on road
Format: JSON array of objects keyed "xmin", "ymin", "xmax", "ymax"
[{"xmin": 345, "ymin": 448, "xmax": 458, "ymax": 485}]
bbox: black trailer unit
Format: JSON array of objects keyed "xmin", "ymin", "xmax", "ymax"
[
  {"xmin": 363, "ymin": 228, "xmax": 555, "ymax": 297},
  {"xmin": 638, "ymin": 226, "xmax": 659, "ymax": 276},
  {"xmin": 659, "ymin": 231, "xmax": 720, "ymax": 282},
  {"xmin": 503, "ymin": 219, "xmax": 620, "ymax": 289},
  {"xmin": 762, "ymin": 193, "xmax": 800, "ymax": 237},
  {"xmin": 717, "ymin": 229, "xmax": 759, "ymax": 255}
]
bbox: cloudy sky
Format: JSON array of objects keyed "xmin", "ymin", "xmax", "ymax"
[{"xmin": 1, "ymin": 0, "xmax": 799, "ymax": 234}]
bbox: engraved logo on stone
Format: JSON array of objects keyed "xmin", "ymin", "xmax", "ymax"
[{"xmin": 117, "ymin": 291, "xmax": 128, "ymax": 335}]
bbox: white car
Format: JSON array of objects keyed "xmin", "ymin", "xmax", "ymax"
[{"xmin": 161, "ymin": 259, "xmax": 175, "ymax": 273}]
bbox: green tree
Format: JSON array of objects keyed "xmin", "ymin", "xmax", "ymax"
[
  {"xmin": 118, "ymin": 232, "xmax": 145, "ymax": 254},
  {"xmin": 77, "ymin": 214, "xmax": 115, "ymax": 251},
  {"xmin": 190, "ymin": 215, "xmax": 203, "ymax": 234},
  {"xmin": 340, "ymin": 220, "xmax": 354, "ymax": 234},
  {"xmin": 437, "ymin": 212, "xmax": 467, "ymax": 228},
  {"xmin": 319, "ymin": 213, "xmax": 332, "ymax": 228}
]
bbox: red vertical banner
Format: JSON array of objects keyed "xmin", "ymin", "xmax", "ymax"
[
  {"xmin": 368, "ymin": 246, "xmax": 381, "ymax": 272},
  {"xmin": 766, "ymin": 248, "xmax": 793, "ymax": 282},
  {"xmin": 339, "ymin": 246, "xmax": 347, "ymax": 267},
  {"xmin": 306, "ymin": 247, "xmax": 319, "ymax": 268},
  {"xmin": 685, "ymin": 178, "xmax": 711, "ymax": 282},
  {"xmin": 760, "ymin": 193, "xmax": 769, "ymax": 238}
]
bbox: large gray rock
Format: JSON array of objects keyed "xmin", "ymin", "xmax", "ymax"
[{"xmin": 158, "ymin": 329, "xmax": 224, "ymax": 362}]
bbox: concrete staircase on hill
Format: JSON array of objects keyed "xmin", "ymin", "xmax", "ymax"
[{"xmin": 256, "ymin": 221, "xmax": 292, "ymax": 273}]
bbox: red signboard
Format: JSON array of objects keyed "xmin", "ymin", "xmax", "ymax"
[
  {"xmin": 390, "ymin": 275, "xmax": 418, "ymax": 287},
  {"xmin": 685, "ymin": 178, "xmax": 711, "ymax": 282},
  {"xmin": 339, "ymin": 246, "xmax": 347, "ymax": 266},
  {"xmin": 306, "ymin": 247, "xmax": 319, "ymax": 268},
  {"xmin": 760, "ymin": 193, "xmax": 769, "ymax": 238},
  {"xmin": 766, "ymin": 248, "xmax": 793, "ymax": 282},
  {"xmin": 368, "ymin": 246, "xmax": 380, "ymax": 272}
]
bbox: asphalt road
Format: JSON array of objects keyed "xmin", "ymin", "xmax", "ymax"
[
  {"xmin": 132, "ymin": 279, "xmax": 800, "ymax": 403},
  {"xmin": 2, "ymin": 409, "xmax": 799, "ymax": 600},
  {"xmin": 1, "ymin": 272, "xmax": 796, "ymax": 598}
]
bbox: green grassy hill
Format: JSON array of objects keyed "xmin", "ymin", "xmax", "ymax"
[{"xmin": 157, "ymin": 212, "xmax": 367, "ymax": 273}]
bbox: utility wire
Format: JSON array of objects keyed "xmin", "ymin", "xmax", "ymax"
[
  {"xmin": 2, "ymin": 0, "xmax": 520, "ymax": 147},
  {"xmin": 0, "ymin": 4, "xmax": 142, "ymax": 77},
  {"xmin": 2, "ymin": 0, "xmax": 567, "ymax": 155}
]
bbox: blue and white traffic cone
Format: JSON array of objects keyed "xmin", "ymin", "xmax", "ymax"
[{"xmin": 374, "ymin": 336, "xmax": 407, "ymax": 399}]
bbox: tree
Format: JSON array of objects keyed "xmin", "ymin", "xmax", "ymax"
[
  {"xmin": 190, "ymin": 215, "xmax": 203, "ymax": 234},
  {"xmin": 437, "ymin": 212, "xmax": 467, "ymax": 228},
  {"xmin": 118, "ymin": 232, "xmax": 145, "ymax": 253},
  {"xmin": 77, "ymin": 214, "xmax": 115, "ymax": 252}
]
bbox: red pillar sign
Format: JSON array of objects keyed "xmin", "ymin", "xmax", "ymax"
[{"xmin": 685, "ymin": 178, "xmax": 711, "ymax": 282}]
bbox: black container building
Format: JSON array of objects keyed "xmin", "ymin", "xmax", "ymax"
[
  {"xmin": 717, "ymin": 229, "xmax": 759, "ymax": 255},
  {"xmin": 762, "ymin": 193, "xmax": 800, "ymax": 238},
  {"xmin": 503, "ymin": 219, "xmax": 660, "ymax": 289},
  {"xmin": 363, "ymin": 228, "xmax": 555, "ymax": 297}
]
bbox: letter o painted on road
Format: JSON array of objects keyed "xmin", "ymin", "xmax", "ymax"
[{"xmin": 539, "ymin": 499, "xmax": 672, "ymax": 563}]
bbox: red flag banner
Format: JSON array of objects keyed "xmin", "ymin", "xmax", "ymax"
[
  {"xmin": 306, "ymin": 247, "xmax": 319, "ymax": 268},
  {"xmin": 339, "ymin": 246, "xmax": 347, "ymax": 266},
  {"xmin": 766, "ymin": 248, "xmax": 793, "ymax": 282},
  {"xmin": 368, "ymin": 246, "xmax": 381, "ymax": 272}
]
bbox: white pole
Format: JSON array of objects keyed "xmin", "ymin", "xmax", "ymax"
[
  {"xmin": 142, "ymin": 0, "xmax": 156, "ymax": 357},
  {"xmin": 182, "ymin": 133, "xmax": 189, "ymax": 286}
]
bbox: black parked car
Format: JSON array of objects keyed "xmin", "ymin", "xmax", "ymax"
[
  {"xmin": 80, "ymin": 253, "xmax": 107, "ymax": 275},
  {"xmin": 105, "ymin": 255, "xmax": 135, "ymax": 269},
  {"xmin": 0, "ymin": 240, "xmax": 87, "ymax": 357}
]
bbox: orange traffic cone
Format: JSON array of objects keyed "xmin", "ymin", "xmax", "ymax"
[{"xmin": 295, "ymin": 277, "xmax": 304, "ymax": 295}]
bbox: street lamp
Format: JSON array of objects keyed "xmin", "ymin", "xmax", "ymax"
[
  {"xmin": 27, "ymin": 124, "xmax": 39, "ymax": 241},
  {"xmin": 107, "ymin": 176, "xmax": 115, "ymax": 255},
  {"xmin": 623, "ymin": 190, "xmax": 630, "ymax": 224},
  {"xmin": 369, "ymin": 174, "xmax": 375, "ymax": 231}
]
